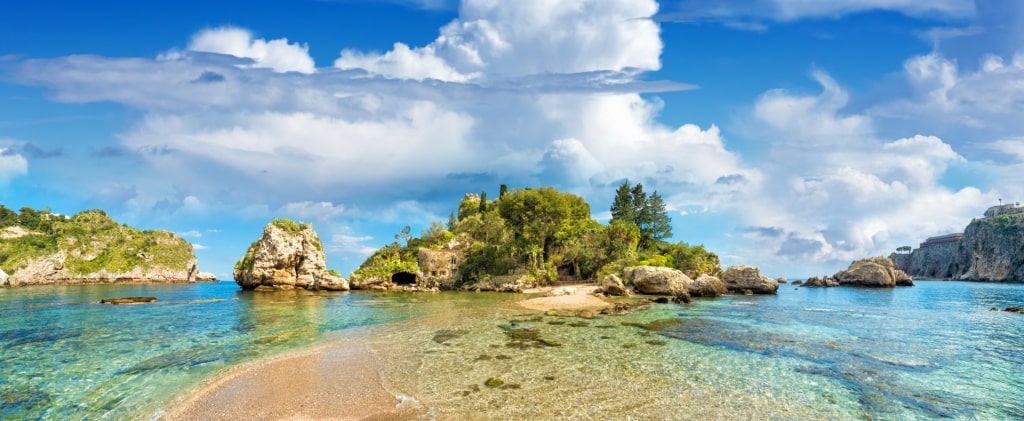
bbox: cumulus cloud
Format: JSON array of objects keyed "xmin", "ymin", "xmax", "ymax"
[
  {"xmin": 192, "ymin": 243, "xmax": 208, "ymax": 250},
  {"xmin": 186, "ymin": 27, "xmax": 315, "ymax": 74},
  {"xmin": 738, "ymin": 71, "xmax": 990, "ymax": 271},
  {"xmin": 0, "ymin": 147, "xmax": 29, "ymax": 183},
  {"xmin": 178, "ymin": 230, "xmax": 203, "ymax": 238},
  {"xmin": 335, "ymin": 0, "xmax": 662, "ymax": 81}
]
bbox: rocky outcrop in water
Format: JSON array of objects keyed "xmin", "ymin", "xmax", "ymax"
[
  {"xmin": 801, "ymin": 276, "xmax": 838, "ymax": 288},
  {"xmin": 721, "ymin": 265, "xmax": 778, "ymax": 295},
  {"xmin": 690, "ymin": 274, "xmax": 728, "ymax": 297},
  {"xmin": 833, "ymin": 257, "xmax": 913, "ymax": 287},
  {"xmin": 624, "ymin": 266, "xmax": 692, "ymax": 296},
  {"xmin": 233, "ymin": 219, "xmax": 349, "ymax": 291},
  {"xmin": 892, "ymin": 211, "xmax": 1024, "ymax": 282}
]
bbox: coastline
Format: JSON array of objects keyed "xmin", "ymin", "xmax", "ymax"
[{"xmin": 162, "ymin": 326, "xmax": 421, "ymax": 420}]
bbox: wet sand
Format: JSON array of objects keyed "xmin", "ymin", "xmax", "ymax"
[{"xmin": 164, "ymin": 337, "xmax": 421, "ymax": 420}]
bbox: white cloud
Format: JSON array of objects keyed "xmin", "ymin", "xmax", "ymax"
[
  {"xmin": 736, "ymin": 71, "xmax": 991, "ymax": 272},
  {"xmin": 178, "ymin": 230, "xmax": 203, "ymax": 238},
  {"xmin": 280, "ymin": 201, "xmax": 346, "ymax": 221},
  {"xmin": 187, "ymin": 27, "xmax": 315, "ymax": 74},
  {"xmin": 192, "ymin": 243, "xmax": 208, "ymax": 250},
  {"xmin": 335, "ymin": 0, "xmax": 662, "ymax": 81},
  {"xmin": 0, "ymin": 147, "xmax": 28, "ymax": 183},
  {"xmin": 328, "ymin": 233, "xmax": 377, "ymax": 256}
]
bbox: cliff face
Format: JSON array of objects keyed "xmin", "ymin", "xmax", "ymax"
[
  {"xmin": 889, "ymin": 241, "xmax": 958, "ymax": 279},
  {"xmin": 1, "ymin": 210, "xmax": 208, "ymax": 287},
  {"xmin": 955, "ymin": 216, "xmax": 1024, "ymax": 281},
  {"xmin": 893, "ymin": 214, "xmax": 1024, "ymax": 282},
  {"xmin": 233, "ymin": 219, "xmax": 349, "ymax": 291}
]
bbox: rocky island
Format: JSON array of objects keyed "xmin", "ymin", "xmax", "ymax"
[
  {"xmin": 891, "ymin": 203, "xmax": 1024, "ymax": 281},
  {"xmin": 330, "ymin": 184, "xmax": 778, "ymax": 299},
  {"xmin": 0, "ymin": 206, "xmax": 213, "ymax": 287},
  {"xmin": 233, "ymin": 218, "xmax": 348, "ymax": 291}
]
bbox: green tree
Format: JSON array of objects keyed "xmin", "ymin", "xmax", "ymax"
[
  {"xmin": 0, "ymin": 205, "xmax": 17, "ymax": 227},
  {"xmin": 610, "ymin": 181, "xmax": 673, "ymax": 251},
  {"xmin": 446, "ymin": 211, "xmax": 457, "ymax": 231},
  {"xmin": 610, "ymin": 181, "xmax": 635, "ymax": 224},
  {"xmin": 642, "ymin": 191, "xmax": 672, "ymax": 249},
  {"xmin": 497, "ymin": 187, "xmax": 590, "ymax": 265},
  {"xmin": 479, "ymin": 191, "xmax": 488, "ymax": 213},
  {"xmin": 17, "ymin": 207, "xmax": 41, "ymax": 230},
  {"xmin": 499, "ymin": 184, "xmax": 508, "ymax": 198}
]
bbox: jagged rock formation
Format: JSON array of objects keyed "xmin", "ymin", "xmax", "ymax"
[
  {"xmin": 801, "ymin": 276, "xmax": 839, "ymax": 288},
  {"xmin": 233, "ymin": 219, "xmax": 348, "ymax": 291},
  {"xmin": 833, "ymin": 256, "xmax": 913, "ymax": 287},
  {"xmin": 955, "ymin": 216, "xmax": 1024, "ymax": 281},
  {"xmin": 1, "ymin": 210, "xmax": 207, "ymax": 287},
  {"xmin": 892, "ymin": 209, "xmax": 1024, "ymax": 282},
  {"xmin": 721, "ymin": 265, "xmax": 778, "ymax": 295}
]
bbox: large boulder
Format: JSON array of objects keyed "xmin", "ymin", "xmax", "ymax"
[
  {"xmin": 624, "ymin": 266, "xmax": 692, "ymax": 296},
  {"xmin": 233, "ymin": 219, "xmax": 350, "ymax": 291},
  {"xmin": 721, "ymin": 265, "xmax": 779, "ymax": 295},
  {"xmin": 599, "ymin": 275, "xmax": 631, "ymax": 296},
  {"xmin": 833, "ymin": 256, "xmax": 913, "ymax": 287},
  {"xmin": 689, "ymin": 274, "xmax": 728, "ymax": 297}
]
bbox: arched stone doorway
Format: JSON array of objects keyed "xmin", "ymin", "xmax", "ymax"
[{"xmin": 391, "ymin": 271, "xmax": 417, "ymax": 286}]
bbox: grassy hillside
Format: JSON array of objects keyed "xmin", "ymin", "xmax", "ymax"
[{"xmin": 0, "ymin": 206, "xmax": 194, "ymax": 275}]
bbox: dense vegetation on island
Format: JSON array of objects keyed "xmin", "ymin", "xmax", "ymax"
[
  {"xmin": 0, "ymin": 205, "xmax": 194, "ymax": 276},
  {"xmin": 351, "ymin": 183, "xmax": 720, "ymax": 286}
]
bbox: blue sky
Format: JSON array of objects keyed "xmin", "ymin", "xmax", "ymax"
[{"xmin": 2, "ymin": 0, "xmax": 1021, "ymax": 279}]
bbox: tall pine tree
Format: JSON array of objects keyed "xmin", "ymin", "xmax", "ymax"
[{"xmin": 610, "ymin": 181, "xmax": 672, "ymax": 251}]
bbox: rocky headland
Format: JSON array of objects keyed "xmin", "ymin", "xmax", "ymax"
[
  {"xmin": 890, "ymin": 204, "xmax": 1024, "ymax": 282},
  {"xmin": 0, "ymin": 208, "xmax": 213, "ymax": 287},
  {"xmin": 233, "ymin": 219, "xmax": 349, "ymax": 291}
]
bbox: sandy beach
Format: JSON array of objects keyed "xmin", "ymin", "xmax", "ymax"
[
  {"xmin": 164, "ymin": 336, "xmax": 422, "ymax": 420},
  {"xmin": 162, "ymin": 286, "xmax": 608, "ymax": 420},
  {"xmin": 517, "ymin": 284, "xmax": 610, "ymax": 312}
]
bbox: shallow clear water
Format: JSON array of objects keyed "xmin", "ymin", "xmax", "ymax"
[{"xmin": 2, "ymin": 281, "xmax": 1023, "ymax": 420}]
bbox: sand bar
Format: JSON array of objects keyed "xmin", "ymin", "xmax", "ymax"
[{"xmin": 164, "ymin": 335, "xmax": 422, "ymax": 420}]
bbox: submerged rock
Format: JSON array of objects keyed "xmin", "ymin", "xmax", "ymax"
[
  {"xmin": 1005, "ymin": 306, "xmax": 1024, "ymax": 314},
  {"xmin": 484, "ymin": 377, "xmax": 504, "ymax": 388},
  {"xmin": 833, "ymin": 257, "xmax": 913, "ymax": 288},
  {"xmin": 100, "ymin": 296, "xmax": 157, "ymax": 304},
  {"xmin": 721, "ymin": 265, "xmax": 779, "ymax": 295},
  {"xmin": 233, "ymin": 219, "xmax": 349, "ymax": 292}
]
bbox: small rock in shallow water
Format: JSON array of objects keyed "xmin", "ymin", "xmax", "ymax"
[
  {"xmin": 485, "ymin": 377, "xmax": 504, "ymax": 388},
  {"xmin": 1005, "ymin": 306, "xmax": 1024, "ymax": 313},
  {"xmin": 100, "ymin": 296, "xmax": 157, "ymax": 304}
]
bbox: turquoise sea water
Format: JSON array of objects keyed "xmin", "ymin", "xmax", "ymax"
[{"xmin": 2, "ymin": 281, "xmax": 1023, "ymax": 420}]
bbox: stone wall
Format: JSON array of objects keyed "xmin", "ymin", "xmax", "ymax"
[{"xmin": 418, "ymin": 248, "xmax": 463, "ymax": 288}]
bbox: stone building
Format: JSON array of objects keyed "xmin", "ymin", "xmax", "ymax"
[
  {"xmin": 983, "ymin": 203, "xmax": 1024, "ymax": 218},
  {"xmin": 417, "ymin": 248, "xmax": 463, "ymax": 288}
]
